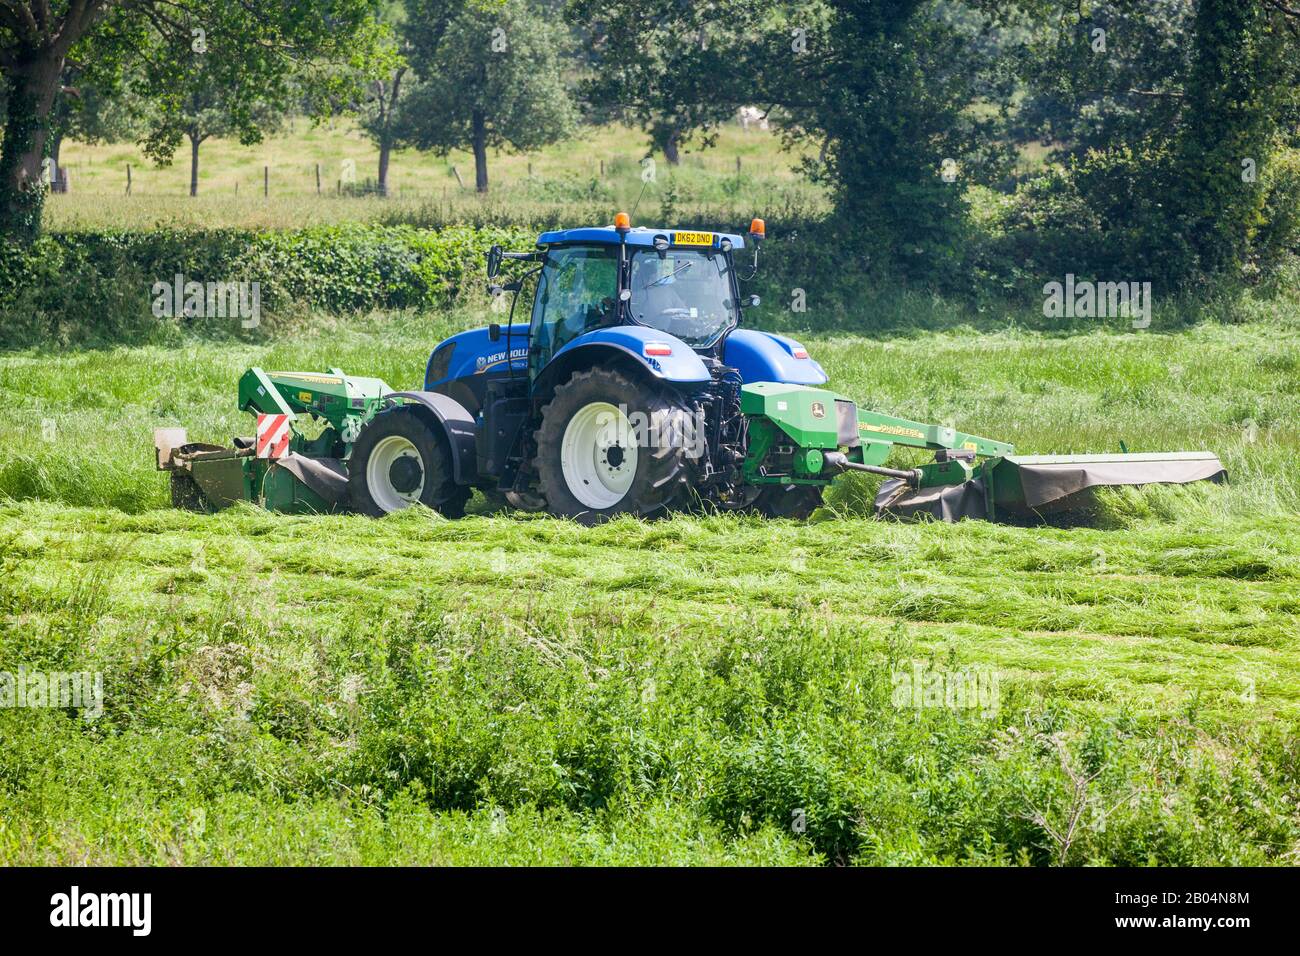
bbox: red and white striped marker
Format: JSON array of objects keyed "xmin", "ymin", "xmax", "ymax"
[{"xmin": 255, "ymin": 414, "xmax": 291, "ymax": 459}]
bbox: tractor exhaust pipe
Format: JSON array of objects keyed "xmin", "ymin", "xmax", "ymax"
[{"xmin": 823, "ymin": 452, "xmax": 921, "ymax": 487}]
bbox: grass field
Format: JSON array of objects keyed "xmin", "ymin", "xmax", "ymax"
[
  {"xmin": 2, "ymin": 304, "xmax": 1299, "ymax": 865},
  {"xmin": 48, "ymin": 120, "xmax": 825, "ymax": 232}
]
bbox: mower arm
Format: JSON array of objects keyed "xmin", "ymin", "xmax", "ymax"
[{"xmin": 855, "ymin": 408, "xmax": 1014, "ymax": 458}]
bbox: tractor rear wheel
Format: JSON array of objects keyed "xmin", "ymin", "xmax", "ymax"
[
  {"xmin": 348, "ymin": 406, "xmax": 469, "ymax": 518},
  {"xmin": 535, "ymin": 367, "xmax": 695, "ymax": 524}
]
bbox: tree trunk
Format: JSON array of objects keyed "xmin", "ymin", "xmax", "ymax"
[
  {"xmin": 189, "ymin": 132, "xmax": 201, "ymax": 197},
  {"xmin": 0, "ymin": 57, "xmax": 65, "ymax": 242},
  {"xmin": 376, "ymin": 67, "xmax": 403, "ymax": 199},
  {"xmin": 472, "ymin": 109, "xmax": 489, "ymax": 193},
  {"xmin": 663, "ymin": 130, "xmax": 682, "ymax": 166},
  {"xmin": 378, "ymin": 140, "xmax": 391, "ymax": 197}
]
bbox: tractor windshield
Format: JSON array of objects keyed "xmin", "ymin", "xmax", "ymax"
[{"xmin": 628, "ymin": 248, "xmax": 737, "ymax": 347}]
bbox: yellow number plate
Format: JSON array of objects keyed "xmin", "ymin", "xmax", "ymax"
[{"xmin": 673, "ymin": 231, "xmax": 714, "ymax": 247}]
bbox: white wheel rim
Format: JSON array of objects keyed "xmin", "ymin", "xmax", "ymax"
[
  {"xmin": 366, "ymin": 435, "xmax": 424, "ymax": 513},
  {"xmin": 561, "ymin": 401, "xmax": 639, "ymax": 510}
]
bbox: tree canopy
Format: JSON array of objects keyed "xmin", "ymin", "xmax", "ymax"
[{"xmin": 396, "ymin": 0, "xmax": 576, "ymax": 192}]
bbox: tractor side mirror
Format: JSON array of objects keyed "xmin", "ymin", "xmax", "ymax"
[
  {"xmin": 486, "ymin": 244, "xmax": 503, "ymax": 279},
  {"xmin": 489, "ymin": 323, "xmax": 501, "ymax": 342}
]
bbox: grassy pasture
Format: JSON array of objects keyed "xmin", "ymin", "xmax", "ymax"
[
  {"xmin": 2, "ymin": 305, "xmax": 1299, "ymax": 864},
  {"xmin": 48, "ymin": 120, "xmax": 825, "ymax": 233}
]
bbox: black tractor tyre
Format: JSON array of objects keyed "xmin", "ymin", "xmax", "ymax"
[
  {"xmin": 348, "ymin": 405, "xmax": 470, "ymax": 518},
  {"xmin": 534, "ymin": 367, "xmax": 696, "ymax": 525},
  {"xmin": 748, "ymin": 483, "xmax": 824, "ymax": 520}
]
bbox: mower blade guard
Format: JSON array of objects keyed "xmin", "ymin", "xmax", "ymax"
[
  {"xmin": 990, "ymin": 452, "xmax": 1226, "ymax": 514},
  {"xmin": 877, "ymin": 451, "xmax": 1227, "ymax": 523}
]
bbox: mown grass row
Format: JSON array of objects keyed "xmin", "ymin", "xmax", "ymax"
[{"xmin": 2, "ymin": 502, "xmax": 1298, "ymax": 864}]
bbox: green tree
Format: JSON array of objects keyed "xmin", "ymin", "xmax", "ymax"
[
  {"xmin": 998, "ymin": 0, "xmax": 1300, "ymax": 285},
  {"xmin": 398, "ymin": 0, "xmax": 576, "ymax": 193},
  {"xmin": 352, "ymin": 4, "xmax": 409, "ymax": 195},
  {"xmin": 570, "ymin": 0, "xmax": 763, "ymax": 165},
  {"xmin": 1172, "ymin": 0, "xmax": 1297, "ymax": 278},
  {"xmin": 0, "ymin": 0, "xmax": 378, "ymax": 242},
  {"xmin": 770, "ymin": 0, "xmax": 1013, "ymax": 276},
  {"xmin": 133, "ymin": 29, "xmax": 286, "ymax": 197},
  {"xmin": 572, "ymin": 0, "xmax": 1010, "ymax": 275}
]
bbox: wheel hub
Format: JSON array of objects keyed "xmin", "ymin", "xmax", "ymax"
[
  {"xmin": 561, "ymin": 401, "xmax": 640, "ymax": 510},
  {"xmin": 365, "ymin": 435, "xmax": 425, "ymax": 512},
  {"xmin": 388, "ymin": 455, "xmax": 423, "ymax": 494}
]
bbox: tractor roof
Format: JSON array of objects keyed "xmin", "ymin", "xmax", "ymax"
[{"xmin": 536, "ymin": 226, "xmax": 748, "ymax": 249}]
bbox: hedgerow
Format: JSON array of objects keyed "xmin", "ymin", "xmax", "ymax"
[{"xmin": 0, "ymin": 224, "xmax": 535, "ymax": 349}]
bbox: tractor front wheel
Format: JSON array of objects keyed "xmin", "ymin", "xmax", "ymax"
[
  {"xmin": 348, "ymin": 406, "xmax": 469, "ymax": 518},
  {"xmin": 535, "ymin": 367, "xmax": 695, "ymax": 524}
]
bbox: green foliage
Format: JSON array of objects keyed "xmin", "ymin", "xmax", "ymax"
[
  {"xmin": 569, "ymin": 0, "xmax": 761, "ymax": 163},
  {"xmin": 780, "ymin": 1, "xmax": 1015, "ymax": 278},
  {"xmin": 999, "ymin": 0, "xmax": 1300, "ymax": 289},
  {"xmin": 0, "ymin": 0, "xmax": 384, "ymax": 242},
  {"xmin": 397, "ymin": 0, "xmax": 578, "ymax": 190},
  {"xmin": 0, "ymin": 224, "xmax": 534, "ymax": 348}
]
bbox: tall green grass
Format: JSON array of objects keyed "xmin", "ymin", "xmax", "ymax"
[{"xmin": 3, "ymin": 309, "xmax": 1297, "ymax": 516}]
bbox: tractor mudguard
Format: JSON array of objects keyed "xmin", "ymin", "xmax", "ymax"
[
  {"xmin": 540, "ymin": 327, "xmax": 713, "ymax": 391},
  {"xmin": 384, "ymin": 391, "xmax": 478, "ymax": 485},
  {"xmin": 723, "ymin": 329, "xmax": 828, "ymax": 385}
]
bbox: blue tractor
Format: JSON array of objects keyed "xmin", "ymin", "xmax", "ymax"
[
  {"xmin": 158, "ymin": 214, "xmax": 1225, "ymax": 524},
  {"xmin": 345, "ymin": 214, "xmax": 835, "ymax": 522}
]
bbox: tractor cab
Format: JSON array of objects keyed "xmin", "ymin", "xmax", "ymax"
[
  {"xmin": 523, "ymin": 221, "xmax": 753, "ymax": 377},
  {"xmin": 482, "ymin": 216, "xmax": 761, "ymax": 390}
]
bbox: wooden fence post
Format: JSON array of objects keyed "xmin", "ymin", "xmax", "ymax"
[{"xmin": 125, "ymin": 164, "xmax": 132, "ymax": 195}]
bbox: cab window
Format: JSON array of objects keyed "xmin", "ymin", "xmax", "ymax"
[{"xmin": 529, "ymin": 245, "xmax": 619, "ymax": 377}]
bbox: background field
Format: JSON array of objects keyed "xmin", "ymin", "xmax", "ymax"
[
  {"xmin": 3, "ymin": 299, "xmax": 1299, "ymax": 865},
  {"xmin": 47, "ymin": 120, "xmax": 826, "ymax": 232}
]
